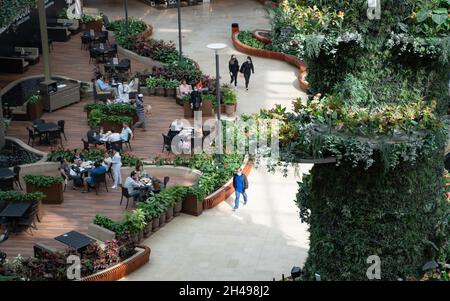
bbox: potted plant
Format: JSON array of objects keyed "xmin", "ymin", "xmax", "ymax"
[
  {"xmin": 154, "ymin": 77, "xmax": 166, "ymax": 96},
  {"xmin": 24, "ymin": 175, "xmax": 64, "ymax": 204},
  {"xmin": 80, "ymin": 14, "xmax": 103, "ymax": 31},
  {"xmin": 101, "ymin": 115, "xmax": 132, "ymax": 132},
  {"xmin": 27, "ymin": 94, "xmax": 43, "ymax": 120},
  {"xmin": 145, "ymin": 76, "xmax": 157, "ymax": 95},
  {"xmin": 183, "ymin": 95, "xmax": 193, "ymax": 118},
  {"xmin": 182, "ymin": 192, "xmax": 203, "ymax": 216},
  {"xmin": 202, "ymin": 93, "xmax": 214, "ymax": 117},
  {"xmin": 164, "ymin": 79, "xmax": 180, "ymax": 98},
  {"xmin": 88, "ymin": 109, "xmax": 103, "ymax": 128},
  {"xmin": 222, "ymin": 86, "xmax": 237, "ymax": 116},
  {"xmin": 123, "ymin": 209, "xmax": 146, "ymax": 243}
]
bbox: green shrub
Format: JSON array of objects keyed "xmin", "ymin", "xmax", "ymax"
[
  {"xmin": 88, "ymin": 109, "xmax": 103, "ymax": 128},
  {"xmin": 237, "ymin": 30, "xmax": 266, "ymax": 49},
  {"xmin": 23, "ymin": 175, "xmax": 64, "ymax": 188},
  {"xmin": 0, "ymin": 191, "xmax": 44, "ymax": 202}
]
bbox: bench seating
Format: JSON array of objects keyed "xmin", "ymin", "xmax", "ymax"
[
  {"xmin": 0, "ymin": 56, "xmax": 29, "ymax": 73},
  {"xmin": 13, "ymin": 47, "xmax": 40, "ymax": 65}
]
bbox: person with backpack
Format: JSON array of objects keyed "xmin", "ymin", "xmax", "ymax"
[{"xmin": 232, "ymin": 168, "xmax": 249, "ymax": 211}]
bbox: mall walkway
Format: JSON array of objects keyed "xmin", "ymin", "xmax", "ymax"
[{"xmin": 85, "ymin": 0, "xmax": 310, "ymax": 280}]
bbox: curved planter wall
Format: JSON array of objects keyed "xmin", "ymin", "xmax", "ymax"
[
  {"xmin": 232, "ymin": 31, "xmax": 309, "ymax": 91},
  {"xmin": 80, "ymin": 245, "xmax": 151, "ymax": 281}
]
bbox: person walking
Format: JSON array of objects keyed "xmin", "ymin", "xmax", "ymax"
[
  {"xmin": 133, "ymin": 94, "xmax": 146, "ymax": 131},
  {"xmin": 111, "ymin": 149, "xmax": 122, "ymax": 189},
  {"xmin": 229, "ymin": 55, "xmax": 239, "ymax": 87},
  {"xmin": 232, "ymin": 168, "xmax": 248, "ymax": 211},
  {"xmin": 239, "ymin": 56, "xmax": 255, "ymax": 91}
]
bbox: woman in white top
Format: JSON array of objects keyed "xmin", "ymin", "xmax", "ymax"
[
  {"xmin": 111, "ymin": 150, "xmax": 122, "ymax": 189},
  {"xmin": 102, "ymin": 152, "xmax": 113, "ymax": 170}
]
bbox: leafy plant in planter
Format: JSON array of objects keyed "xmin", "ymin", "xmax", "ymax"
[
  {"xmin": 88, "ymin": 109, "xmax": 103, "ymax": 128},
  {"xmin": 123, "ymin": 209, "xmax": 147, "ymax": 233},
  {"xmin": 23, "ymin": 175, "xmax": 64, "ymax": 188},
  {"xmin": 222, "ymin": 86, "xmax": 237, "ymax": 115},
  {"xmin": 237, "ymin": 30, "xmax": 267, "ymax": 49},
  {"xmin": 27, "ymin": 94, "xmax": 41, "ymax": 105},
  {"xmin": 0, "ymin": 191, "xmax": 44, "ymax": 202},
  {"xmin": 101, "ymin": 114, "xmax": 133, "ymax": 125},
  {"xmin": 94, "ymin": 214, "xmax": 125, "ymax": 235}
]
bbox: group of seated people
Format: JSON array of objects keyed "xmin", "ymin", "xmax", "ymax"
[
  {"xmin": 87, "ymin": 123, "xmax": 133, "ymax": 149},
  {"xmin": 179, "ymin": 79, "xmax": 204, "ymax": 111},
  {"xmin": 58, "ymin": 150, "xmax": 113, "ymax": 193},
  {"xmin": 96, "ymin": 73, "xmax": 138, "ymax": 104}
]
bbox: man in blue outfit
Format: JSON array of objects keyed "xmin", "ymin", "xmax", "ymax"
[
  {"xmin": 232, "ymin": 168, "xmax": 248, "ymax": 211},
  {"xmin": 82, "ymin": 161, "xmax": 107, "ymax": 193}
]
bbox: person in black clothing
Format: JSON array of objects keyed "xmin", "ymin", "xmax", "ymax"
[
  {"xmin": 239, "ymin": 56, "xmax": 255, "ymax": 91},
  {"xmin": 190, "ymin": 87, "xmax": 202, "ymax": 111},
  {"xmin": 229, "ymin": 55, "xmax": 239, "ymax": 87}
]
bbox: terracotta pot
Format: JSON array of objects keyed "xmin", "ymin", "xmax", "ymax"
[
  {"xmin": 166, "ymin": 205, "xmax": 174, "ymax": 222},
  {"xmin": 225, "ymin": 104, "xmax": 236, "ymax": 116},
  {"xmin": 202, "ymin": 99, "xmax": 213, "ymax": 117},
  {"xmin": 151, "ymin": 218, "xmax": 160, "ymax": 232},
  {"xmin": 184, "ymin": 101, "xmax": 193, "ymax": 118},
  {"xmin": 181, "ymin": 193, "xmax": 203, "ymax": 216},
  {"xmin": 28, "ymin": 101, "xmax": 43, "ymax": 120},
  {"xmin": 174, "ymin": 200, "xmax": 182, "ymax": 216},
  {"xmin": 26, "ymin": 182, "xmax": 64, "ymax": 204},
  {"xmin": 155, "ymin": 87, "xmax": 165, "ymax": 96},
  {"xmin": 159, "ymin": 213, "xmax": 166, "ymax": 227},
  {"xmin": 143, "ymin": 222, "xmax": 153, "ymax": 238}
]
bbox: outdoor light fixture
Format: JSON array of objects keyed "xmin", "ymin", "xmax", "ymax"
[{"xmin": 207, "ymin": 43, "xmax": 227, "ymax": 161}]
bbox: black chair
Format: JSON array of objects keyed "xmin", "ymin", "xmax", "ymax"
[
  {"xmin": 48, "ymin": 129, "xmax": 63, "ymax": 146},
  {"xmin": 27, "ymin": 127, "xmax": 38, "ymax": 146},
  {"xmin": 117, "ymin": 58, "xmax": 131, "ymax": 75},
  {"xmin": 162, "ymin": 134, "xmax": 172, "ymax": 153},
  {"xmin": 98, "ymin": 31, "xmax": 109, "ymax": 44},
  {"xmin": 110, "ymin": 140, "xmax": 123, "ymax": 152},
  {"xmin": 57, "ymin": 120, "xmax": 67, "ymax": 141},
  {"xmin": 89, "ymin": 48, "xmax": 98, "ymax": 64},
  {"xmin": 120, "ymin": 186, "xmax": 132, "ymax": 209},
  {"xmin": 163, "ymin": 176, "xmax": 170, "ymax": 189},
  {"xmin": 13, "ymin": 166, "xmax": 22, "ymax": 190},
  {"xmin": 92, "ymin": 173, "xmax": 108, "ymax": 195},
  {"xmin": 106, "ymin": 163, "xmax": 113, "ymax": 179},
  {"xmin": 18, "ymin": 207, "xmax": 38, "ymax": 235},
  {"xmin": 81, "ymin": 35, "xmax": 91, "ymax": 50}
]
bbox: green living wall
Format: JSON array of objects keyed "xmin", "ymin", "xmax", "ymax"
[{"xmin": 267, "ymin": 0, "xmax": 450, "ymax": 280}]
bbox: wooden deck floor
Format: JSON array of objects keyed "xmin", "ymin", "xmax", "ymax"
[{"xmin": 0, "ymin": 31, "xmax": 200, "ymax": 258}]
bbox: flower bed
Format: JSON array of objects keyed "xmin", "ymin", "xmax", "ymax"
[
  {"xmin": 232, "ymin": 30, "xmax": 309, "ymax": 91},
  {"xmin": 80, "ymin": 244, "xmax": 151, "ymax": 281}
]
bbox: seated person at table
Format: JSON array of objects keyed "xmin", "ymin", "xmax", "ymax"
[
  {"xmin": 96, "ymin": 74, "xmax": 117, "ymax": 97},
  {"xmin": 190, "ymin": 86, "xmax": 202, "ymax": 111},
  {"xmin": 82, "ymin": 161, "xmax": 107, "ymax": 193},
  {"xmin": 168, "ymin": 119, "xmax": 183, "ymax": 140},
  {"xmin": 134, "ymin": 160, "xmax": 147, "ymax": 177},
  {"xmin": 120, "ymin": 123, "xmax": 133, "ymax": 142},
  {"xmin": 59, "ymin": 159, "xmax": 83, "ymax": 189},
  {"xmin": 123, "ymin": 171, "xmax": 142, "ymax": 202},
  {"xmin": 102, "ymin": 152, "xmax": 113, "ymax": 170},
  {"xmin": 179, "ymin": 79, "xmax": 192, "ymax": 96},
  {"xmin": 71, "ymin": 149, "xmax": 84, "ymax": 164},
  {"xmin": 87, "ymin": 128, "xmax": 103, "ymax": 145}
]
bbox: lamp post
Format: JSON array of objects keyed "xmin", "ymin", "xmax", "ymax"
[
  {"xmin": 207, "ymin": 43, "xmax": 227, "ymax": 160},
  {"xmin": 177, "ymin": 0, "xmax": 182, "ymax": 62}
]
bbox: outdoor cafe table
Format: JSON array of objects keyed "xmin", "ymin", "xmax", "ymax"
[
  {"xmin": 0, "ymin": 202, "xmax": 31, "ymax": 234},
  {"xmin": 54, "ymin": 230, "xmax": 95, "ymax": 251},
  {"xmin": 0, "ymin": 168, "xmax": 15, "ymax": 191},
  {"xmin": 33, "ymin": 122, "xmax": 59, "ymax": 145}
]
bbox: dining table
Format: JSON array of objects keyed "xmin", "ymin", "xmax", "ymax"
[
  {"xmin": 0, "ymin": 202, "xmax": 32, "ymax": 234},
  {"xmin": 33, "ymin": 122, "xmax": 60, "ymax": 145}
]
